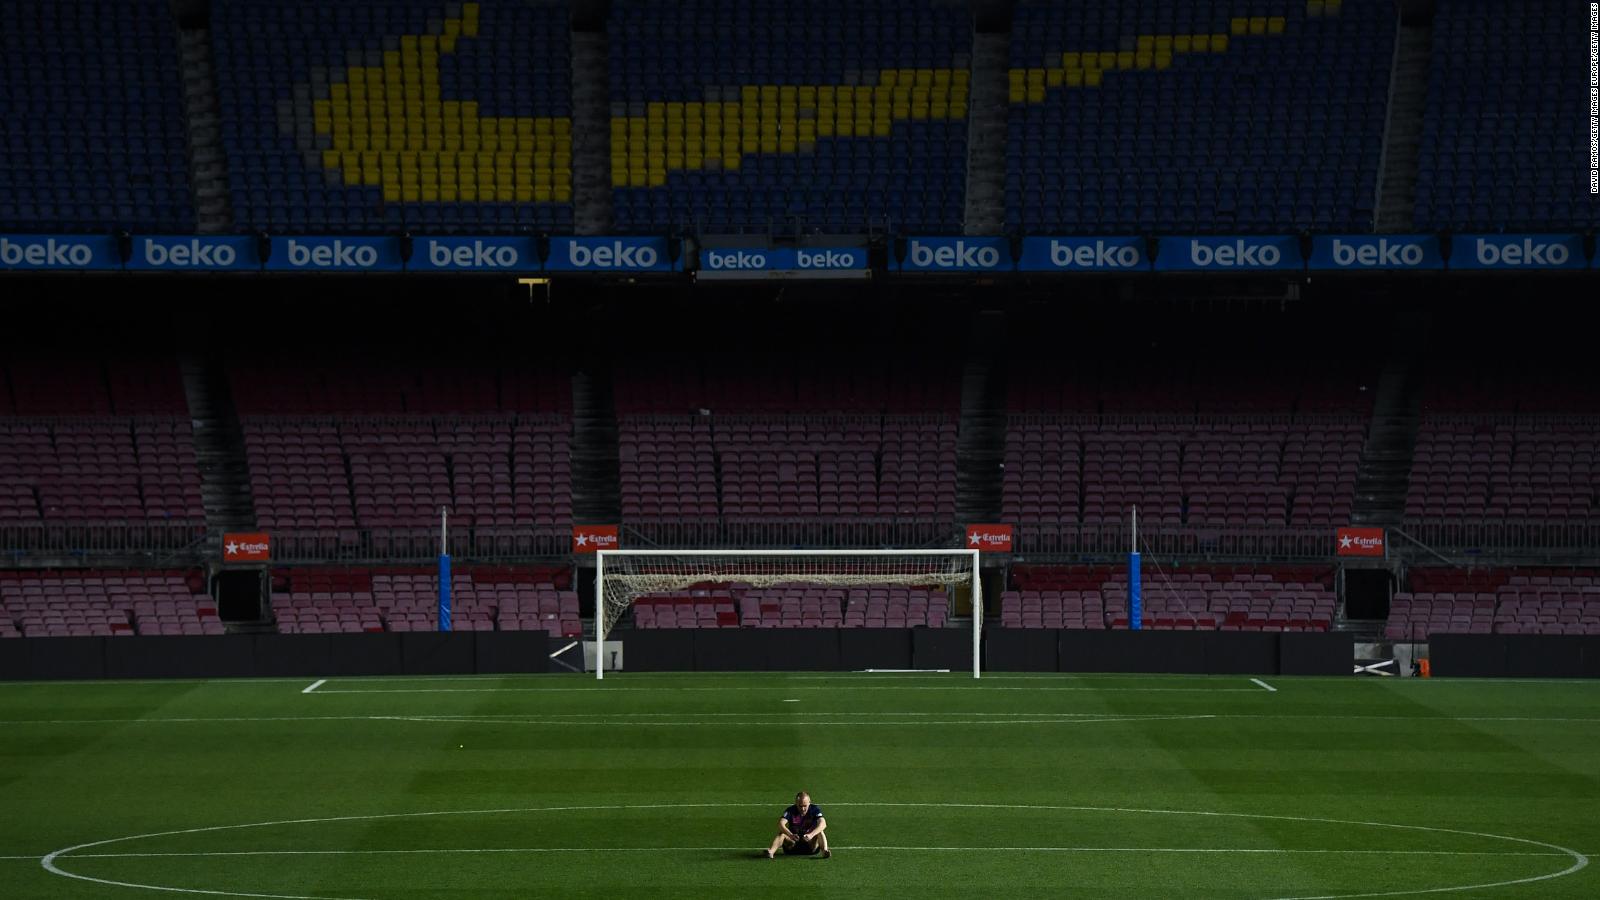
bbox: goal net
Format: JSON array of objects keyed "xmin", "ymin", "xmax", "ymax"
[{"xmin": 595, "ymin": 550, "xmax": 982, "ymax": 678}]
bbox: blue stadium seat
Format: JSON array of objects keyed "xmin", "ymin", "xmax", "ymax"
[
  {"xmin": 1415, "ymin": 0, "xmax": 1597, "ymax": 230},
  {"xmin": 0, "ymin": 0, "xmax": 194, "ymax": 232}
]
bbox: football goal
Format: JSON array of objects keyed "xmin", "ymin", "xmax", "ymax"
[{"xmin": 594, "ymin": 549, "xmax": 983, "ymax": 678}]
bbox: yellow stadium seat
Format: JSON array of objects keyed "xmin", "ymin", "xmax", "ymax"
[
  {"xmin": 420, "ymin": 185, "xmax": 438, "ymax": 202},
  {"xmin": 915, "ymin": 70, "xmax": 932, "ymax": 88},
  {"xmin": 1212, "ymin": 34, "xmax": 1228, "ymax": 52},
  {"xmin": 458, "ymin": 184, "xmax": 478, "ymax": 202},
  {"xmin": 439, "ymin": 185, "xmax": 457, "ymax": 202},
  {"xmin": 1065, "ymin": 68, "xmax": 1083, "ymax": 88},
  {"xmin": 382, "ymin": 183, "xmax": 401, "ymax": 202},
  {"xmin": 1231, "ymin": 18, "xmax": 1248, "ymax": 35},
  {"xmin": 1174, "ymin": 35, "xmax": 1192, "ymax": 52},
  {"xmin": 835, "ymin": 118, "xmax": 853, "ymax": 137},
  {"xmin": 933, "ymin": 69, "xmax": 950, "ymax": 86},
  {"xmin": 1114, "ymin": 51, "xmax": 1132, "ymax": 69},
  {"xmin": 1155, "ymin": 50, "xmax": 1173, "ymax": 70},
  {"xmin": 321, "ymin": 150, "xmax": 340, "ymax": 170},
  {"xmin": 511, "ymin": 185, "xmax": 531, "ymax": 202},
  {"xmin": 1268, "ymin": 16, "xmax": 1286, "ymax": 33},
  {"xmin": 1135, "ymin": 51, "xmax": 1152, "ymax": 70},
  {"xmin": 401, "ymin": 185, "xmax": 420, "ymax": 202},
  {"xmin": 495, "ymin": 185, "xmax": 514, "ymax": 202},
  {"xmin": 1026, "ymin": 68, "xmax": 1045, "ymax": 88},
  {"xmin": 1008, "ymin": 69, "xmax": 1025, "ymax": 88},
  {"xmin": 1136, "ymin": 36, "xmax": 1154, "ymax": 51},
  {"xmin": 1326, "ymin": 0, "xmax": 1342, "ymax": 11},
  {"xmin": 1008, "ymin": 82, "xmax": 1025, "ymax": 103},
  {"xmin": 872, "ymin": 119, "xmax": 891, "ymax": 138},
  {"xmin": 553, "ymin": 183, "xmax": 571, "ymax": 203},
  {"xmin": 1026, "ymin": 85, "xmax": 1045, "ymax": 103},
  {"xmin": 1084, "ymin": 70, "xmax": 1103, "ymax": 88},
  {"xmin": 1192, "ymin": 35, "xmax": 1211, "ymax": 52},
  {"xmin": 1249, "ymin": 16, "xmax": 1267, "ymax": 35},
  {"xmin": 722, "ymin": 154, "xmax": 740, "ymax": 170},
  {"xmin": 1307, "ymin": 0, "xmax": 1324, "ymax": 15},
  {"xmin": 1046, "ymin": 68, "xmax": 1063, "ymax": 87}
]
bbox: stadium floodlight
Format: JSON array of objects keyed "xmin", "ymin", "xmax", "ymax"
[{"xmin": 595, "ymin": 549, "xmax": 983, "ymax": 679}]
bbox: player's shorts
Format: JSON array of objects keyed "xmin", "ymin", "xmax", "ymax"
[{"xmin": 784, "ymin": 839, "xmax": 819, "ymax": 856}]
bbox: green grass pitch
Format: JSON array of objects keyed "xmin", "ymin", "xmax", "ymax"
[{"xmin": 0, "ymin": 672, "xmax": 1596, "ymax": 899}]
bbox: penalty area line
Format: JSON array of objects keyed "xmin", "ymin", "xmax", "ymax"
[
  {"xmin": 1252, "ymin": 678, "xmax": 1277, "ymax": 693},
  {"xmin": 300, "ymin": 680, "xmax": 326, "ymax": 695}
]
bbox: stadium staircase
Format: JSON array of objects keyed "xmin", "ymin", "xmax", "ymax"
[
  {"xmin": 570, "ymin": 31, "xmax": 615, "ymax": 235},
  {"xmin": 176, "ymin": 24, "xmax": 234, "ymax": 233},
  {"xmin": 571, "ymin": 369, "xmax": 622, "ymax": 526},
  {"xmin": 962, "ymin": 32, "xmax": 1010, "ymax": 236},
  {"xmin": 1373, "ymin": 24, "xmax": 1432, "ymax": 232},
  {"xmin": 178, "ymin": 356, "xmax": 257, "ymax": 547},
  {"xmin": 1350, "ymin": 355, "xmax": 1423, "ymax": 529},
  {"xmin": 955, "ymin": 311, "xmax": 1009, "ymax": 524}
]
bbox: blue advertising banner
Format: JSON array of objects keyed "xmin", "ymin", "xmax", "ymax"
[
  {"xmin": 697, "ymin": 245, "xmax": 868, "ymax": 280},
  {"xmin": 1308, "ymin": 235, "xmax": 1443, "ymax": 271},
  {"xmin": 0, "ymin": 234, "xmax": 121, "ymax": 271},
  {"xmin": 900, "ymin": 237, "xmax": 1011, "ymax": 272},
  {"xmin": 1155, "ymin": 236, "xmax": 1301, "ymax": 272},
  {"xmin": 546, "ymin": 237, "xmax": 674, "ymax": 273},
  {"xmin": 128, "ymin": 235, "xmax": 260, "ymax": 271},
  {"xmin": 264, "ymin": 236, "xmax": 402, "ymax": 272},
  {"xmin": 1018, "ymin": 236, "xmax": 1149, "ymax": 272},
  {"xmin": 1448, "ymin": 234, "xmax": 1587, "ymax": 270},
  {"xmin": 409, "ymin": 236, "xmax": 538, "ymax": 273}
]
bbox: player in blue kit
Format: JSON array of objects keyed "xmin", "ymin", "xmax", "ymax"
[{"xmin": 765, "ymin": 791, "xmax": 831, "ymax": 859}]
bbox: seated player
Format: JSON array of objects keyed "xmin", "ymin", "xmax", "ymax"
[{"xmin": 765, "ymin": 791, "xmax": 830, "ymax": 859}]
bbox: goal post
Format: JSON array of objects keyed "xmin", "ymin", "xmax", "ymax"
[{"xmin": 594, "ymin": 549, "xmax": 983, "ymax": 679}]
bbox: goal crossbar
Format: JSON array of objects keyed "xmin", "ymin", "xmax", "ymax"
[{"xmin": 594, "ymin": 549, "xmax": 982, "ymax": 679}]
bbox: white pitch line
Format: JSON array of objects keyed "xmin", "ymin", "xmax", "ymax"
[
  {"xmin": 299, "ymin": 680, "xmax": 326, "ymax": 695},
  {"xmin": 6, "ymin": 712, "xmax": 1600, "ymax": 727},
  {"xmin": 38, "ymin": 800, "xmax": 1590, "ymax": 900},
  {"xmin": 307, "ymin": 685, "xmax": 1264, "ymax": 694},
  {"xmin": 370, "ymin": 713, "xmax": 1220, "ymax": 728},
  {"xmin": 1252, "ymin": 678, "xmax": 1278, "ymax": 693},
  {"xmin": 30, "ymin": 846, "xmax": 1576, "ymax": 860}
]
